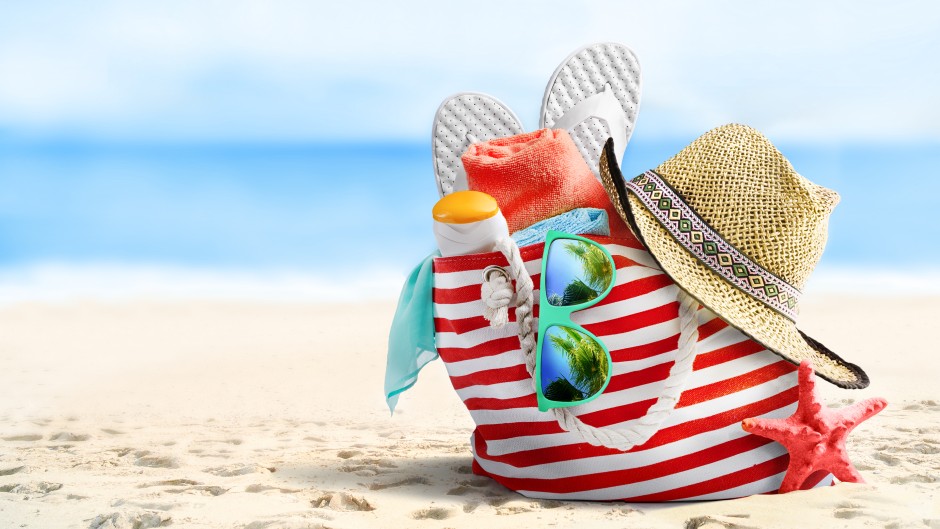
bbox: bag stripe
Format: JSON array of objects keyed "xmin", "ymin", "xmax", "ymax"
[
  {"xmin": 436, "ymin": 312, "xmax": 687, "ymax": 353},
  {"xmin": 434, "ymin": 269, "xmax": 672, "ymax": 322},
  {"xmin": 685, "ymin": 470, "xmax": 832, "ymax": 501},
  {"xmin": 479, "ymin": 400, "xmax": 797, "ymax": 476},
  {"xmin": 433, "ymin": 254, "xmax": 664, "ymax": 320},
  {"xmin": 433, "ymin": 284, "xmax": 486, "ymax": 305},
  {"xmin": 582, "ymin": 301, "xmax": 680, "ymax": 336},
  {"xmin": 476, "ymin": 431, "xmax": 777, "ymax": 494},
  {"xmin": 432, "ymin": 240, "xmax": 652, "ymax": 287},
  {"xmin": 436, "ymin": 336, "xmax": 521, "ymax": 362},
  {"xmin": 525, "ymin": 452, "xmax": 790, "ymax": 501},
  {"xmin": 455, "ymin": 378, "xmax": 534, "ymax": 401},
  {"xmin": 430, "ymin": 237, "xmax": 818, "ymax": 500},
  {"xmin": 453, "ymin": 338, "xmax": 784, "ymax": 416},
  {"xmin": 481, "ymin": 401, "xmax": 791, "ymax": 466},
  {"xmin": 459, "ymin": 350, "xmax": 789, "ymax": 430},
  {"xmin": 615, "ymin": 454, "xmax": 790, "ymax": 502},
  {"xmin": 447, "ymin": 349, "xmax": 529, "ymax": 378},
  {"xmin": 472, "ymin": 385, "xmax": 797, "ymax": 468},
  {"xmin": 435, "ymin": 314, "xmax": 517, "ymax": 335},
  {"xmin": 478, "ymin": 430, "xmax": 792, "ymax": 500},
  {"xmin": 446, "ymin": 347, "xmax": 740, "ymax": 392},
  {"xmin": 450, "ymin": 364, "xmax": 531, "ymax": 390},
  {"xmin": 607, "ymin": 315, "xmax": 727, "ymax": 362},
  {"xmin": 463, "ymin": 355, "xmax": 792, "ymax": 434}
]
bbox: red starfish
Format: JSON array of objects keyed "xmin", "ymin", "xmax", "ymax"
[{"xmin": 742, "ymin": 360, "xmax": 887, "ymax": 493}]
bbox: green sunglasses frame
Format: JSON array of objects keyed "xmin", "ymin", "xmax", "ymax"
[{"xmin": 535, "ymin": 230, "xmax": 617, "ymax": 412}]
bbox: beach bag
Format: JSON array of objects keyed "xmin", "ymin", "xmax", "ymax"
[{"xmin": 432, "ymin": 234, "xmax": 833, "ymax": 501}]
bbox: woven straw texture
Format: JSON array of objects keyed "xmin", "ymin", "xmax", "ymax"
[{"xmin": 599, "ymin": 124, "xmax": 868, "ymax": 389}]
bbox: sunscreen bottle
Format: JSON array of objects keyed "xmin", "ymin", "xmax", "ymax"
[{"xmin": 432, "ymin": 191, "xmax": 509, "ymax": 257}]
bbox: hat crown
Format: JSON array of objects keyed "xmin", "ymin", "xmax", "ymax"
[{"xmin": 654, "ymin": 124, "xmax": 838, "ymax": 289}]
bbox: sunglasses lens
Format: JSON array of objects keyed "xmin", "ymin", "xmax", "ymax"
[
  {"xmin": 539, "ymin": 325, "xmax": 609, "ymax": 403},
  {"xmin": 544, "ymin": 239, "xmax": 613, "ymax": 307}
]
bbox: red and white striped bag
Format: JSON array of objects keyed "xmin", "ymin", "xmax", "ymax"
[{"xmin": 432, "ymin": 234, "xmax": 833, "ymax": 501}]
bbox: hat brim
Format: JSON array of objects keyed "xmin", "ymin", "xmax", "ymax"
[{"xmin": 598, "ymin": 139, "xmax": 868, "ymax": 389}]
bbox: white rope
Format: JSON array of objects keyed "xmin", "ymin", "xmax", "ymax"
[
  {"xmin": 481, "ymin": 267, "xmax": 513, "ymax": 328},
  {"xmin": 493, "ymin": 238, "xmax": 538, "ymax": 366},
  {"xmin": 487, "ymin": 236, "xmax": 700, "ymax": 452}
]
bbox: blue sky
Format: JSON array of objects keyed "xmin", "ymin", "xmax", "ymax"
[
  {"xmin": 0, "ymin": 1, "xmax": 938, "ymax": 143},
  {"xmin": 1, "ymin": 1, "xmax": 939, "ymax": 300}
]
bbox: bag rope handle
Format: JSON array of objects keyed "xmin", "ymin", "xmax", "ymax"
[{"xmin": 481, "ymin": 237, "xmax": 700, "ymax": 452}]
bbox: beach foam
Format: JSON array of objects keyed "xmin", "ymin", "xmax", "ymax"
[
  {"xmin": 3, "ymin": 262, "xmax": 940, "ymax": 307},
  {"xmin": 0, "ymin": 263, "xmax": 407, "ymax": 305}
]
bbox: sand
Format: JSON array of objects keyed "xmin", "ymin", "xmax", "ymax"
[{"xmin": 0, "ymin": 297, "xmax": 937, "ymax": 528}]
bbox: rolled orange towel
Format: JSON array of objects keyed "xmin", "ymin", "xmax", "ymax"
[{"xmin": 461, "ymin": 128, "xmax": 634, "ymax": 240}]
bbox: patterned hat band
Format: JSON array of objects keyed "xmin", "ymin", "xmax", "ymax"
[{"xmin": 625, "ymin": 170, "xmax": 802, "ymax": 321}]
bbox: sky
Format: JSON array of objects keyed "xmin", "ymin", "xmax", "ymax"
[
  {"xmin": 1, "ymin": 1, "xmax": 939, "ymax": 301},
  {"xmin": 0, "ymin": 1, "xmax": 938, "ymax": 144}
]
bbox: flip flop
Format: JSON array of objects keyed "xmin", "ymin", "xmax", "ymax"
[
  {"xmin": 432, "ymin": 92, "xmax": 525, "ymax": 197},
  {"xmin": 540, "ymin": 42, "xmax": 642, "ymax": 178}
]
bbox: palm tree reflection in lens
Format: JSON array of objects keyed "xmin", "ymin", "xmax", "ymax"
[
  {"xmin": 545, "ymin": 240, "xmax": 613, "ymax": 307},
  {"xmin": 541, "ymin": 326, "xmax": 610, "ymax": 403}
]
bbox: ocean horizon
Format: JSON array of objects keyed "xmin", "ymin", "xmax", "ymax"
[{"xmin": 1, "ymin": 138, "xmax": 938, "ymax": 303}]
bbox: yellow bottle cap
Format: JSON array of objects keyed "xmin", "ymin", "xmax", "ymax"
[{"xmin": 432, "ymin": 190, "xmax": 500, "ymax": 224}]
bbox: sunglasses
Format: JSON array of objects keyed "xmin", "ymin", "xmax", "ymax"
[{"xmin": 535, "ymin": 231, "xmax": 616, "ymax": 412}]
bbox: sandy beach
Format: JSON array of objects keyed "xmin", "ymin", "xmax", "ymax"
[{"xmin": 0, "ymin": 296, "xmax": 937, "ymax": 528}]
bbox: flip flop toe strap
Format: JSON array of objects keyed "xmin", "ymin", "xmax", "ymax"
[{"xmin": 551, "ymin": 84, "xmax": 628, "ymax": 166}]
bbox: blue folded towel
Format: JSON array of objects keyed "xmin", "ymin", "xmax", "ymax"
[
  {"xmin": 384, "ymin": 208, "xmax": 610, "ymax": 413},
  {"xmin": 512, "ymin": 208, "xmax": 609, "ymax": 247}
]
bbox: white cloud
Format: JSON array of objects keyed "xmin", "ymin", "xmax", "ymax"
[{"xmin": 0, "ymin": 0, "xmax": 937, "ymax": 142}]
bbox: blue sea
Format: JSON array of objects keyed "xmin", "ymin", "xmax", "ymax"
[{"xmin": 1, "ymin": 137, "xmax": 938, "ymax": 301}]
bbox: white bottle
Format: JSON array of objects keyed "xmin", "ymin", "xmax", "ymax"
[{"xmin": 432, "ymin": 191, "xmax": 509, "ymax": 257}]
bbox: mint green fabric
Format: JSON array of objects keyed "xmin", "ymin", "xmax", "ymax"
[
  {"xmin": 384, "ymin": 208, "xmax": 611, "ymax": 413},
  {"xmin": 384, "ymin": 251, "xmax": 439, "ymax": 414}
]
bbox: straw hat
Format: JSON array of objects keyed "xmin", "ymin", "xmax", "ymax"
[{"xmin": 599, "ymin": 124, "xmax": 868, "ymax": 388}]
